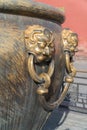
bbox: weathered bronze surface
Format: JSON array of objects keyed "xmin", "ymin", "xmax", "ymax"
[{"xmin": 0, "ymin": 0, "xmax": 78, "ymax": 130}]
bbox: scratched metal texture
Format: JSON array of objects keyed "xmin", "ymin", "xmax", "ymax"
[{"xmin": 0, "ymin": 1, "xmax": 65, "ymax": 129}]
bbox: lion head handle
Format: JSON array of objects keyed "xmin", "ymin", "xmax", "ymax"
[
  {"xmin": 24, "ymin": 25, "xmax": 55, "ymax": 63},
  {"xmin": 62, "ymin": 28, "xmax": 78, "ymax": 56}
]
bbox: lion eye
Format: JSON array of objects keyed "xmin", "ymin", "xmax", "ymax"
[{"xmin": 38, "ymin": 42, "xmax": 47, "ymax": 49}]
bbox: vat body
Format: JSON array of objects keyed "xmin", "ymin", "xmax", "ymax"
[{"xmin": 0, "ymin": 0, "xmax": 65, "ymax": 130}]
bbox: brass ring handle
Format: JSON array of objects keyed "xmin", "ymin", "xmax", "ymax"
[
  {"xmin": 28, "ymin": 54, "xmax": 55, "ymax": 95},
  {"xmin": 28, "ymin": 55, "xmax": 44, "ymax": 84},
  {"xmin": 65, "ymin": 52, "xmax": 72, "ymax": 73},
  {"xmin": 28, "ymin": 54, "xmax": 55, "ymax": 83},
  {"xmin": 27, "ymin": 53, "xmax": 71, "ymax": 111},
  {"xmin": 39, "ymin": 83, "xmax": 70, "ymax": 111}
]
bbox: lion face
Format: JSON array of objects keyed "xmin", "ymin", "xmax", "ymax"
[
  {"xmin": 25, "ymin": 25, "xmax": 55, "ymax": 62},
  {"xmin": 62, "ymin": 28, "xmax": 78, "ymax": 55}
]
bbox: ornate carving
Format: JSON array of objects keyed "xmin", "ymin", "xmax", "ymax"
[
  {"xmin": 62, "ymin": 28, "xmax": 78, "ymax": 56},
  {"xmin": 24, "ymin": 25, "xmax": 55, "ymax": 95},
  {"xmin": 61, "ymin": 28, "xmax": 78, "ymax": 98},
  {"xmin": 25, "ymin": 25, "xmax": 55, "ymax": 63}
]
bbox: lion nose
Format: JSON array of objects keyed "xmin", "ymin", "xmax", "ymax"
[{"xmin": 43, "ymin": 47, "xmax": 50, "ymax": 56}]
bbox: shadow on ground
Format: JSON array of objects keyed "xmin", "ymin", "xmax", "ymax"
[{"xmin": 42, "ymin": 106, "xmax": 69, "ymax": 130}]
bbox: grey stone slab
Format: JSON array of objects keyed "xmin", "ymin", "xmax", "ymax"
[{"xmin": 42, "ymin": 107, "xmax": 87, "ymax": 130}]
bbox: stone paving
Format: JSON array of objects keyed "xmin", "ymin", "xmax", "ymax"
[
  {"xmin": 43, "ymin": 58, "xmax": 87, "ymax": 130},
  {"xmin": 42, "ymin": 107, "xmax": 87, "ymax": 130}
]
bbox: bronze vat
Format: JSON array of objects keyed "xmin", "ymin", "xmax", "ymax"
[{"xmin": 0, "ymin": 0, "xmax": 78, "ymax": 130}]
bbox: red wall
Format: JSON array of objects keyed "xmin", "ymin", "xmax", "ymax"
[{"xmin": 35, "ymin": 0, "xmax": 87, "ymax": 56}]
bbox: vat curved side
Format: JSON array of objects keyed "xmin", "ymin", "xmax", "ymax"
[{"xmin": 0, "ymin": 0, "xmax": 66, "ymax": 130}]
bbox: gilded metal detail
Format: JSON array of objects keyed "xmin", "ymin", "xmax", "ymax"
[
  {"xmin": 62, "ymin": 28, "xmax": 78, "ymax": 56},
  {"xmin": 60, "ymin": 28, "xmax": 78, "ymax": 104},
  {"xmin": 28, "ymin": 55, "xmax": 54, "ymax": 94},
  {"xmin": 25, "ymin": 25, "xmax": 55, "ymax": 63},
  {"xmin": 62, "ymin": 28, "xmax": 78, "ymax": 75},
  {"xmin": 25, "ymin": 25, "xmax": 55, "ymax": 95},
  {"xmin": 25, "ymin": 26, "xmax": 78, "ymax": 111}
]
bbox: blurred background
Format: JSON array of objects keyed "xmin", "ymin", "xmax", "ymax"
[{"xmin": 35, "ymin": 0, "xmax": 87, "ymax": 57}]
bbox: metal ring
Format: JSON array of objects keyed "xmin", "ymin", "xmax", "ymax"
[
  {"xmin": 28, "ymin": 54, "xmax": 44, "ymax": 83},
  {"xmin": 37, "ymin": 73, "xmax": 51, "ymax": 95},
  {"xmin": 65, "ymin": 52, "xmax": 72, "ymax": 74},
  {"xmin": 39, "ymin": 83, "xmax": 70, "ymax": 111},
  {"xmin": 28, "ymin": 54, "xmax": 55, "ymax": 84}
]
